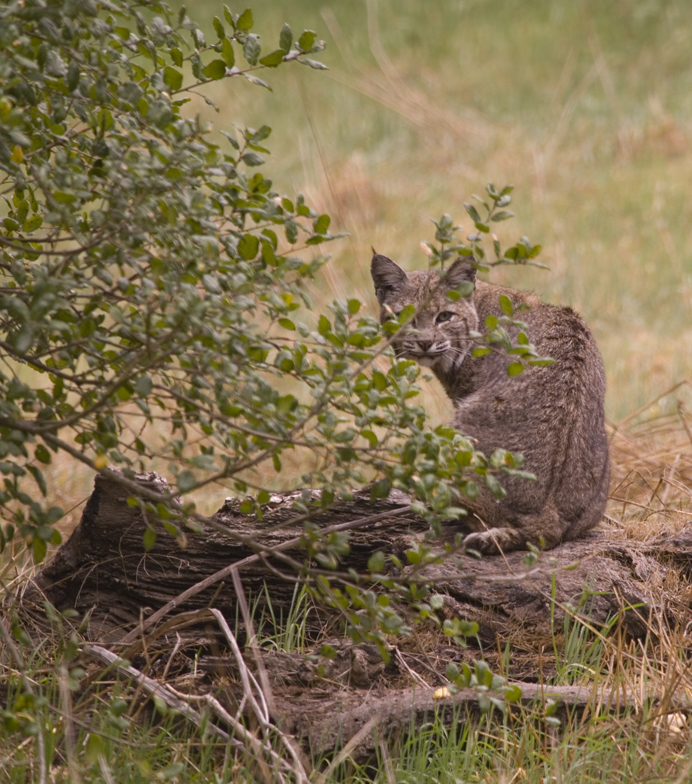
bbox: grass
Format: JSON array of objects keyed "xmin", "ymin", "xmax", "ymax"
[
  {"xmin": 182, "ymin": 0, "xmax": 692, "ymax": 425},
  {"xmin": 4, "ymin": 571, "xmax": 692, "ymax": 784},
  {"xmin": 3, "ymin": 1, "xmax": 692, "ymax": 782}
]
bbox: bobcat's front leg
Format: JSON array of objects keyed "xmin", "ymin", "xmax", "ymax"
[
  {"xmin": 463, "ymin": 527, "xmax": 527, "ymax": 555},
  {"xmin": 463, "ymin": 505, "xmax": 564, "ymax": 555}
]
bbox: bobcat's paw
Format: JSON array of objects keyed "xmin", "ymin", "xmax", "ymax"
[{"xmin": 463, "ymin": 527, "xmax": 525, "ymax": 555}]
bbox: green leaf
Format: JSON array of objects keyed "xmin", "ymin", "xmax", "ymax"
[
  {"xmin": 361, "ymin": 429, "xmax": 378, "ymax": 447},
  {"xmin": 484, "ymin": 474, "xmax": 507, "ymax": 499},
  {"xmin": 398, "ymin": 304, "xmax": 415, "ymax": 323},
  {"xmin": 298, "ymin": 58, "xmax": 328, "ymax": 70},
  {"xmin": 259, "ymin": 49, "xmax": 284, "ymax": 68},
  {"xmin": 285, "ymin": 219, "xmax": 298, "ymax": 244},
  {"xmin": 22, "ymin": 215, "xmax": 43, "ymax": 232},
  {"xmin": 298, "ymin": 30, "xmax": 316, "ymax": 51},
  {"xmin": 245, "ymin": 74, "xmax": 271, "ymax": 90},
  {"xmin": 347, "ymin": 298, "xmax": 361, "ymax": 314},
  {"xmin": 163, "ymin": 67, "xmax": 183, "ymax": 91},
  {"xmin": 313, "ymin": 214, "xmax": 330, "ymax": 234},
  {"xmin": 372, "ymin": 371, "xmax": 387, "ymax": 391},
  {"xmin": 499, "ymin": 294, "xmax": 513, "ymax": 316},
  {"xmin": 135, "ymin": 375, "xmax": 153, "ymax": 396},
  {"xmin": 449, "ymin": 281, "xmax": 475, "ymax": 299},
  {"xmin": 12, "ymin": 323, "xmax": 34, "ymax": 355},
  {"xmin": 236, "ymin": 8, "xmax": 253, "ymax": 31},
  {"xmin": 221, "ymin": 38, "xmax": 235, "ymax": 68},
  {"xmin": 406, "ymin": 549, "xmax": 421, "ymax": 565},
  {"xmin": 491, "ymin": 210, "xmax": 514, "ymax": 222},
  {"xmin": 27, "ymin": 465, "xmax": 47, "ymax": 497},
  {"xmin": 177, "ymin": 470, "xmax": 196, "ymax": 493},
  {"xmin": 446, "ymin": 662, "xmax": 460, "ymax": 681},
  {"xmin": 243, "ymin": 34, "xmax": 261, "ymax": 65},
  {"xmin": 54, "ymin": 191, "xmax": 77, "ymax": 204},
  {"xmin": 45, "ymin": 50, "xmax": 67, "ymax": 78},
  {"xmin": 238, "ymin": 233, "xmax": 259, "ymax": 260},
  {"xmin": 118, "ymin": 81, "xmax": 143, "ymax": 106},
  {"xmin": 528, "ymin": 357, "xmax": 554, "ymax": 367},
  {"xmin": 464, "ymin": 202, "xmax": 481, "ymax": 223},
  {"xmin": 458, "ymin": 620, "xmax": 479, "ymax": 636},
  {"xmin": 170, "ymin": 47, "xmax": 183, "ymax": 67},
  {"xmin": 279, "ymin": 23, "xmax": 292, "ymax": 53},
  {"xmin": 35, "ymin": 444, "xmax": 51, "ymax": 464},
  {"xmin": 203, "ymin": 59, "xmax": 227, "ymax": 80},
  {"xmin": 464, "ymin": 481, "xmax": 479, "ymax": 500},
  {"xmin": 32, "ymin": 536, "xmax": 47, "ymax": 563},
  {"xmin": 143, "ymin": 526, "xmax": 157, "ymax": 551},
  {"xmin": 86, "ymin": 733, "xmax": 105, "ymax": 764},
  {"xmin": 67, "ymin": 60, "xmax": 80, "ymax": 91},
  {"xmin": 507, "ymin": 361, "xmax": 524, "ymax": 376},
  {"xmin": 252, "ymin": 125, "xmax": 272, "ymax": 142},
  {"xmin": 368, "ymin": 551, "xmax": 385, "ymax": 573},
  {"xmin": 213, "ymin": 16, "xmax": 225, "ymax": 39},
  {"xmin": 241, "ymin": 151, "xmax": 264, "ymax": 166}
]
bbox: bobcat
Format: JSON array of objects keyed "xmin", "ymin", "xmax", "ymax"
[{"xmin": 371, "ymin": 253, "xmax": 610, "ymax": 554}]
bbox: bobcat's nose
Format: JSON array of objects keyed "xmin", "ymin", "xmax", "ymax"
[{"xmin": 417, "ymin": 340, "xmax": 433, "ymax": 353}]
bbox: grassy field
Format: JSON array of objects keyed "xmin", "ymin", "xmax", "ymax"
[
  {"xmin": 4, "ymin": 1, "xmax": 692, "ymax": 782},
  {"xmin": 181, "ymin": 0, "xmax": 692, "ymax": 427}
]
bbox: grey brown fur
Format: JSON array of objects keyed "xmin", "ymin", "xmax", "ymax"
[{"xmin": 371, "ymin": 254, "xmax": 610, "ymax": 554}]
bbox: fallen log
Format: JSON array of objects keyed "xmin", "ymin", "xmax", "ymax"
[{"xmin": 21, "ymin": 472, "xmax": 692, "ymax": 756}]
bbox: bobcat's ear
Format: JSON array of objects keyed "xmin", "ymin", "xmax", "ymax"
[
  {"xmin": 371, "ymin": 254, "xmax": 408, "ymax": 303},
  {"xmin": 444, "ymin": 257, "xmax": 476, "ymax": 289}
]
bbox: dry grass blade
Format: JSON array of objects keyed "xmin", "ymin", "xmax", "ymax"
[
  {"xmin": 209, "ymin": 608, "xmax": 311, "ymax": 784},
  {"xmin": 320, "ymin": 5, "xmax": 489, "ymax": 152},
  {"xmin": 86, "ymin": 644, "xmax": 230, "ymax": 742},
  {"xmin": 607, "ymin": 381, "xmax": 692, "ymax": 533}
]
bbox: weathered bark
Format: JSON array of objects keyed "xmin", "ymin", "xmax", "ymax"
[{"xmin": 22, "ymin": 472, "xmax": 692, "ymax": 757}]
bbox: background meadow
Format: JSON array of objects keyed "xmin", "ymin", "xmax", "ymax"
[{"xmin": 185, "ymin": 0, "xmax": 692, "ymax": 423}]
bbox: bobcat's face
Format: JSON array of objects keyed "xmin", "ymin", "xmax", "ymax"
[{"xmin": 371, "ymin": 254, "xmax": 479, "ymax": 373}]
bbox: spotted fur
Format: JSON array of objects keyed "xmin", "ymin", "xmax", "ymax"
[{"xmin": 371, "ymin": 253, "xmax": 610, "ymax": 554}]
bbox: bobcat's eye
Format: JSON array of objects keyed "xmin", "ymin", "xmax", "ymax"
[{"xmin": 436, "ymin": 311, "xmax": 454, "ymax": 324}]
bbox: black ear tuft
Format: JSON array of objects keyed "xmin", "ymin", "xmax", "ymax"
[
  {"xmin": 370, "ymin": 254, "xmax": 408, "ymax": 302},
  {"xmin": 444, "ymin": 257, "xmax": 476, "ymax": 289}
]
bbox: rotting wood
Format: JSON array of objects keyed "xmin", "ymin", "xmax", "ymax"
[
  {"xmin": 27, "ymin": 472, "xmax": 684, "ymax": 640},
  {"xmin": 20, "ymin": 472, "xmax": 692, "ymax": 757}
]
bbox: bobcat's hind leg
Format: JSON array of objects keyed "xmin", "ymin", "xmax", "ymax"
[{"xmin": 463, "ymin": 527, "xmax": 526, "ymax": 555}]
